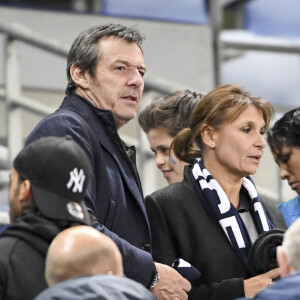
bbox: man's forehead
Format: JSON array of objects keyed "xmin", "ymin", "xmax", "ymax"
[
  {"xmin": 98, "ymin": 37, "xmax": 144, "ymax": 59},
  {"xmin": 111, "ymin": 58, "xmax": 146, "ymax": 69}
]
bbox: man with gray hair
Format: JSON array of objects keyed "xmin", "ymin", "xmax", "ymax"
[
  {"xmin": 26, "ymin": 23, "xmax": 190, "ymax": 299},
  {"xmin": 237, "ymin": 217, "xmax": 300, "ymax": 300}
]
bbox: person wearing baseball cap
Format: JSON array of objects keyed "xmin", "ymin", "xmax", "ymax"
[{"xmin": 0, "ymin": 135, "xmax": 92, "ymax": 300}]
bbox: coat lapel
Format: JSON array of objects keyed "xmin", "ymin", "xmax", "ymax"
[{"xmin": 62, "ymin": 96, "xmax": 148, "ymax": 223}]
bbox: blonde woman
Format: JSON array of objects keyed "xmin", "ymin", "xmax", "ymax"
[{"xmin": 146, "ymin": 84, "xmax": 287, "ymax": 300}]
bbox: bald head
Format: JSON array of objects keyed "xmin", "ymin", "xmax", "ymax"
[{"xmin": 45, "ymin": 225, "xmax": 123, "ymax": 286}]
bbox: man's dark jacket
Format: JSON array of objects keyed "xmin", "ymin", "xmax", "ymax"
[
  {"xmin": 26, "ymin": 94, "xmax": 154, "ymax": 286},
  {"xmin": 146, "ymin": 166, "xmax": 287, "ymax": 300},
  {"xmin": 0, "ymin": 214, "xmax": 61, "ymax": 300}
]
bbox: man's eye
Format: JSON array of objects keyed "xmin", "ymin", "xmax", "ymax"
[
  {"xmin": 138, "ymin": 70, "xmax": 145, "ymax": 77},
  {"xmin": 116, "ymin": 66, "xmax": 126, "ymax": 71}
]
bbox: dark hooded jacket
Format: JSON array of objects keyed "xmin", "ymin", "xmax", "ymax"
[{"xmin": 0, "ymin": 214, "xmax": 62, "ymax": 300}]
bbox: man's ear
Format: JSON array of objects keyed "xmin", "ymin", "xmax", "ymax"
[
  {"xmin": 200, "ymin": 124, "xmax": 216, "ymax": 149},
  {"xmin": 69, "ymin": 65, "xmax": 89, "ymax": 90},
  {"xmin": 277, "ymin": 246, "xmax": 291, "ymax": 277},
  {"xmin": 18, "ymin": 180, "xmax": 33, "ymax": 203}
]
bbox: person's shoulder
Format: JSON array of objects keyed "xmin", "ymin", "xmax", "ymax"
[
  {"xmin": 145, "ymin": 173, "xmax": 196, "ymax": 208},
  {"xmin": 147, "ymin": 180, "xmax": 188, "ymax": 200},
  {"xmin": 95, "ymin": 275, "xmax": 155, "ymax": 298},
  {"xmin": 26, "ymin": 108, "xmax": 82, "ymax": 142},
  {"xmin": 26, "ymin": 98, "xmax": 95, "ymax": 146},
  {"xmin": 279, "ymin": 195, "xmax": 300, "ymax": 209},
  {"xmin": 260, "ymin": 198, "xmax": 287, "ymax": 229},
  {"xmin": 251, "ymin": 272, "xmax": 300, "ymax": 300},
  {"xmin": 259, "ymin": 194, "xmax": 285, "ymax": 212},
  {"xmin": 34, "ymin": 94, "xmax": 91, "ymax": 122},
  {"xmin": 0, "ymin": 229, "xmax": 19, "ymax": 244},
  {"xmin": 0, "ymin": 233, "xmax": 20, "ymax": 263},
  {"xmin": 278, "ymin": 195, "xmax": 300, "ymax": 227},
  {"xmin": 35, "ymin": 275, "xmax": 156, "ymax": 300}
]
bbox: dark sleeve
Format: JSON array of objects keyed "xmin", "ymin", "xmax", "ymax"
[
  {"xmin": 26, "ymin": 112, "xmax": 105, "ymax": 223},
  {"xmin": 145, "ymin": 193, "xmax": 178, "ymax": 266},
  {"xmin": 26, "ymin": 112, "xmax": 155, "ymax": 287},
  {"xmin": 189, "ymin": 278, "xmax": 245, "ymax": 300}
]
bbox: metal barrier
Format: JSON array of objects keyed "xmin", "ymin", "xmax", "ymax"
[
  {"xmin": 0, "ymin": 21, "xmax": 70, "ymax": 165},
  {"xmin": 209, "ymin": 0, "xmax": 300, "ymax": 86}
]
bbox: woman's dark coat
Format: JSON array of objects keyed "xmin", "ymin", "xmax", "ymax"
[{"xmin": 146, "ymin": 166, "xmax": 287, "ymax": 300}]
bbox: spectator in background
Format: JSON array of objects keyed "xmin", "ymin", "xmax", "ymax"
[
  {"xmin": 267, "ymin": 107, "xmax": 300, "ymax": 227},
  {"xmin": 138, "ymin": 90, "xmax": 204, "ymax": 184},
  {"xmin": 35, "ymin": 225, "xmax": 156, "ymax": 300},
  {"xmin": 236, "ymin": 217, "xmax": 300, "ymax": 300},
  {"xmin": 25, "ymin": 23, "xmax": 190, "ymax": 299},
  {"xmin": 146, "ymin": 84, "xmax": 287, "ymax": 300},
  {"xmin": 0, "ymin": 136, "xmax": 92, "ymax": 300}
]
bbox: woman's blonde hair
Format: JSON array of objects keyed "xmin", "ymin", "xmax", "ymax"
[{"xmin": 172, "ymin": 84, "xmax": 274, "ymax": 164}]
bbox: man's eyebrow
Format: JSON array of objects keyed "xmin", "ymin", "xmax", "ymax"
[
  {"xmin": 113, "ymin": 59, "xmax": 146, "ymax": 72},
  {"xmin": 138, "ymin": 65, "xmax": 147, "ymax": 73}
]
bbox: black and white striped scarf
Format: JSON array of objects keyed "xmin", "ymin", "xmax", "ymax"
[{"xmin": 192, "ymin": 158, "xmax": 274, "ymax": 266}]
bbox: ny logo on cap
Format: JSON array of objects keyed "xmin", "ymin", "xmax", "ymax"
[{"xmin": 66, "ymin": 168, "xmax": 86, "ymax": 193}]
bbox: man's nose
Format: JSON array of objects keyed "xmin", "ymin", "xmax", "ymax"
[{"xmin": 127, "ymin": 67, "xmax": 144, "ymax": 87}]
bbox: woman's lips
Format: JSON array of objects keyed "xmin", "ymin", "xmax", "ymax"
[
  {"xmin": 249, "ymin": 157, "xmax": 260, "ymax": 164},
  {"xmin": 162, "ymin": 170, "xmax": 172, "ymax": 178},
  {"xmin": 289, "ymin": 181, "xmax": 299, "ymax": 190}
]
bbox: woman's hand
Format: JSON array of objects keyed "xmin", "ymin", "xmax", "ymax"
[{"xmin": 244, "ymin": 268, "xmax": 280, "ymax": 298}]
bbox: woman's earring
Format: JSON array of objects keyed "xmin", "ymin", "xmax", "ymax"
[{"xmin": 211, "ymin": 142, "xmax": 215, "ymax": 148}]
